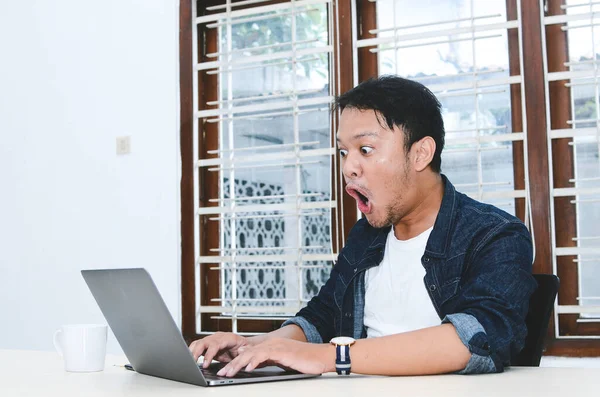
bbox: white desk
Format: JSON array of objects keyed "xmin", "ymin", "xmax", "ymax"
[{"xmin": 1, "ymin": 349, "xmax": 596, "ymax": 396}]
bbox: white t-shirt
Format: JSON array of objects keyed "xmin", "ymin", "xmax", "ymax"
[{"xmin": 364, "ymin": 226, "xmax": 440, "ymax": 338}]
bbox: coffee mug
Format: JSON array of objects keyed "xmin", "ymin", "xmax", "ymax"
[{"xmin": 53, "ymin": 324, "xmax": 108, "ymax": 372}]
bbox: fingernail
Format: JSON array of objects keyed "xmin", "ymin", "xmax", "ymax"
[{"xmin": 217, "ymin": 369, "xmax": 226, "ymax": 376}]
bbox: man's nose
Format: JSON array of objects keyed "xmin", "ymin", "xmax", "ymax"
[{"xmin": 342, "ymin": 153, "xmax": 361, "ymax": 180}]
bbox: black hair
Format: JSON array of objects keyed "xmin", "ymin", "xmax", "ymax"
[{"xmin": 334, "ymin": 75, "xmax": 445, "ymax": 173}]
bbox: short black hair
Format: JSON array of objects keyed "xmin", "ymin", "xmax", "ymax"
[{"xmin": 334, "ymin": 75, "xmax": 445, "ymax": 173}]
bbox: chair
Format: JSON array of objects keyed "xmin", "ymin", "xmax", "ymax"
[{"xmin": 512, "ymin": 274, "xmax": 560, "ymax": 367}]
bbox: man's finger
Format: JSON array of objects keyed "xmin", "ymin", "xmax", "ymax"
[
  {"xmin": 244, "ymin": 357, "xmax": 264, "ymax": 372},
  {"xmin": 189, "ymin": 340, "xmax": 207, "ymax": 361},
  {"xmin": 202, "ymin": 343, "xmax": 222, "ymax": 368},
  {"xmin": 219, "ymin": 351, "xmax": 267, "ymax": 377},
  {"xmin": 217, "ymin": 353, "xmax": 250, "ymax": 377}
]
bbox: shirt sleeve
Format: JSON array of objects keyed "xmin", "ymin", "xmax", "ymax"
[
  {"xmin": 442, "ymin": 313, "xmax": 497, "ymax": 374},
  {"xmin": 444, "ymin": 221, "xmax": 537, "ymax": 374},
  {"xmin": 280, "ymin": 263, "xmax": 341, "ymax": 344},
  {"xmin": 281, "ymin": 316, "xmax": 324, "ymax": 344}
]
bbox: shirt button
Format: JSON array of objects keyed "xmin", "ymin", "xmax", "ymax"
[
  {"xmin": 353, "ymin": 268, "xmax": 357, "ymax": 273},
  {"xmin": 429, "ymin": 284, "xmax": 437, "ymax": 292},
  {"xmin": 423, "ymin": 257, "xmax": 430, "ymax": 263},
  {"xmin": 345, "ymin": 312, "xmax": 352, "ymax": 318}
]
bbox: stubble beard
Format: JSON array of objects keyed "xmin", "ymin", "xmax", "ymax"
[{"xmin": 365, "ymin": 161, "xmax": 412, "ymax": 229}]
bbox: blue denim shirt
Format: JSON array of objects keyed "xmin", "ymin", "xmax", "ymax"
[{"xmin": 283, "ymin": 175, "xmax": 536, "ymax": 374}]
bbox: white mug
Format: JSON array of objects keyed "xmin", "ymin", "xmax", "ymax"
[{"xmin": 53, "ymin": 324, "xmax": 108, "ymax": 372}]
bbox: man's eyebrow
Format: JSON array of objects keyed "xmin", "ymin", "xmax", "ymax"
[{"xmin": 336, "ymin": 132, "xmax": 379, "ymax": 142}]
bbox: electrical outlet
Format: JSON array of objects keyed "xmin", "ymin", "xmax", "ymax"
[{"xmin": 116, "ymin": 136, "xmax": 131, "ymax": 155}]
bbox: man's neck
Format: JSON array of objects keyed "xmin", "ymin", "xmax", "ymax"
[{"xmin": 393, "ymin": 174, "xmax": 444, "ymax": 241}]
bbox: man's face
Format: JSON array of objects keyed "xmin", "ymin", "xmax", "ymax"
[{"xmin": 337, "ymin": 108, "xmax": 417, "ymax": 228}]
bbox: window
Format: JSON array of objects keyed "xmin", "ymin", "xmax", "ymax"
[
  {"xmin": 361, "ymin": 0, "xmax": 528, "ymax": 218},
  {"xmin": 180, "ymin": 0, "xmax": 600, "ymax": 355},
  {"xmin": 543, "ymin": 0, "xmax": 600, "ymax": 344},
  {"xmin": 188, "ymin": 0, "xmax": 339, "ymax": 335}
]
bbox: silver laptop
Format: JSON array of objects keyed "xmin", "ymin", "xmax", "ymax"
[{"xmin": 81, "ymin": 268, "xmax": 319, "ymax": 386}]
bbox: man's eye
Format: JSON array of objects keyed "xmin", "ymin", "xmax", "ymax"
[
  {"xmin": 360, "ymin": 146, "xmax": 373, "ymax": 155},
  {"xmin": 339, "ymin": 149, "xmax": 348, "ymax": 158}
]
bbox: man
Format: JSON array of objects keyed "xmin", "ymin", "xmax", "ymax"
[{"xmin": 189, "ymin": 76, "xmax": 536, "ymax": 376}]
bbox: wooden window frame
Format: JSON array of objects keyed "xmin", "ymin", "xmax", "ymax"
[
  {"xmin": 180, "ymin": 0, "xmax": 357, "ymax": 341},
  {"xmin": 542, "ymin": 0, "xmax": 600, "ymax": 355}
]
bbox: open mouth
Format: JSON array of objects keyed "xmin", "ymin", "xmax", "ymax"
[{"xmin": 345, "ymin": 185, "xmax": 373, "ymax": 214}]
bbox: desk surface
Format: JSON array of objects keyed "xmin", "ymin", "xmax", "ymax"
[{"xmin": 1, "ymin": 349, "xmax": 597, "ymax": 396}]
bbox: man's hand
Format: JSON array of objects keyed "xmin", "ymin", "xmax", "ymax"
[
  {"xmin": 189, "ymin": 332, "xmax": 252, "ymax": 368},
  {"xmin": 215, "ymin": 338, "xmax": 335, "ymax": 377}
]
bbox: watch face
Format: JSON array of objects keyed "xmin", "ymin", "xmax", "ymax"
[{"xmin": 330, "ymin": 336, "xmax": 356, "ymax": 346}]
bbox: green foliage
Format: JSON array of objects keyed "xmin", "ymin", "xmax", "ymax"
[
  {"xmin": 575, "ymin": 98, "xmax": 596, "ymax": 121},
  {"xmin": 225, "ymin": 5, "xmax": 328, "ymax": 78}
]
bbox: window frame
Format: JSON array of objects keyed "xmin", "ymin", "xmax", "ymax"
[
  {"xmin": 543, "ymin": 0, "xmax": 600, "ymax": 353},
  {"xmin": 180, "ymin": 0, "xmax": 356, "ymax": 340}
]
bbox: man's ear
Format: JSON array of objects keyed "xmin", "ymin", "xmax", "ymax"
[{"xmin": 413, "ymin": 137, "xmax": 436, "ymax": 172}]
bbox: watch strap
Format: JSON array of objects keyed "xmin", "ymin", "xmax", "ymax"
[{"xmin": 335, "ymin": 344, "xmax": 351, "ymax": 375}]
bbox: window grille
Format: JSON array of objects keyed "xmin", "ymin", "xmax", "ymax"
[
  {"xmin": 193, "ymin": 0, "xmax": 337, "ymax": 333},
  {"xmin": 542, "ymin": 0, "xmax": 600, "ymax": 335},
  {"xmin": 356, "ymin": 0, "xmax": 531, "ymax": 221}
]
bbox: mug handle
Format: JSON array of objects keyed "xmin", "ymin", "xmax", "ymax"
[{"xmin": 53, "ymin": 329, "xmax": 63, "ymax": 356}]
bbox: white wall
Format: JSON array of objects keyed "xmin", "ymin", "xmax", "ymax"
[{"xmin": 0, "ymin": 0, "xmax": 181, "ymax": 354}]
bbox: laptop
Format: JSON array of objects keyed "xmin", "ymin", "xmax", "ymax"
[{"xmin": 81, "ymin": 268, "xmax": 319, "ymax": 386}]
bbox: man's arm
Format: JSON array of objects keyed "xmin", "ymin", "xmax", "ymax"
[
  {"xmin": 190, "ymin": 253, "xmax": 342, "ymax": 363},
  {"xmin": 281, "ymin": 219, "xmax": 373, "ymax": 344},
  {"xmin": 279, "ymin": 264, "xmax": 342, "ymax": 344},
  {"xmin": 348, "ymin": 324, "xmax": 470, "ymax": 375},
  {"xmin": 248, "ymin": 324, "xmax": 307, "ymax": 345},
  {"xmin": 444, "ymin": 221, "xmax": 536, "ymax": 373},
  {"xmin": 214, "ymin": 323, "xmax": 470, "ymax": 377},
  {"xmin": 189, "ymin": 257, "xmax": 340, "ymax": 363}
]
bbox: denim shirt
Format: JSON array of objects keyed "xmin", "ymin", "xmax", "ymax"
[{"xmin": 283, "ymin": 175, "xmax": 536, "ymax": 374}]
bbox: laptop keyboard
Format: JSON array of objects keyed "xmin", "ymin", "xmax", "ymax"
[
  {"xmin": 199, "ymin": 363, "xmax": 291, "ymax": 379},
  {"xmin": 199, "ymin": 363, "xmax": 225, "ymax": 379}
]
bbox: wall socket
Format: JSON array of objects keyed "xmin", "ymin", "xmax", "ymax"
[{"xmin": 116, "ymin": 136, "xmax": 131, "ymax": 155}]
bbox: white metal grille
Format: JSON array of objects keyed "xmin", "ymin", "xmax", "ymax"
[
  {"xmin": 357, "ymin": 0, "xmax": 530, "ymax": 220},
  {"xmin": 542, "ymin": 0, "xmax": 600, "ymax": 334},
  {"xmin": 193, "ymin": 0, "xmax": 337, "ymax": 332}
]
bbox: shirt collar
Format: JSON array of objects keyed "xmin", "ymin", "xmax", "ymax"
[{"xmin": 424, "ymin": 174, "xmax": 457, "ymax": 258}]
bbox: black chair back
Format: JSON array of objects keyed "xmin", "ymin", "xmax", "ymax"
[{"xmin": 512, "ymin": 274, "xmax": 560, "ymax": 367}]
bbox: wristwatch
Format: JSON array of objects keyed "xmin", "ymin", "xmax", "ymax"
[{"xmin": 330, "ymin": 336, "xmax": 356, "ymax": 375}]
